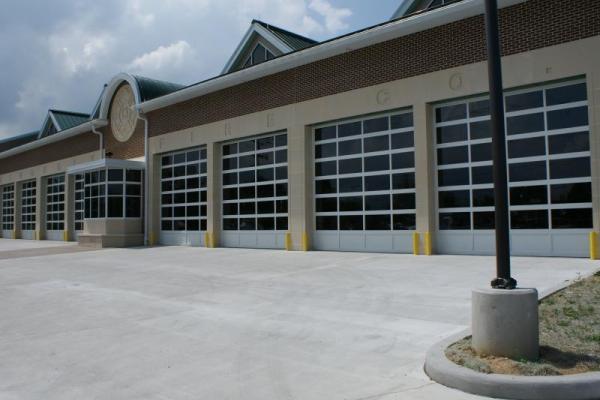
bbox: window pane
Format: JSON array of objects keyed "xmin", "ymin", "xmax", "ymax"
[
  {"xmin": 552, "ymin": 209, "xmax": 592, "ymax": 229},
  {"xmin": 474, "ymin": 212, "xmax": 495, "ymax": 229},
  {"xmin": 316, "ymin": 197, "xmax": 337, "ymax": 212},
  {"xmin": 363, "ymin": 117, "xmax": 389, "ymax": 133},
  {"xmin": 108, "ymin": 169, "xmax": 123, "ymax": 181},
  {"xmin": 125, "ymin": 197, "xmax": 141, "ymax": 218},
  {"xmin": 511, "ymin": 210, "xmax": 548, "ymax": 229},
  {"xmin": 316, "ymin": 161, "xmax": 336, "ymax": 176},
  {"xmin": 239, "ymin": 140, "xmax": 255, "ymax": 153},
  {"xmin": 364, "ymin": 175, "xmax": 390, "ymax": 191},
  {"xmin": 437, "ymin": 124, "xmax": 468, "ymax": 144},
  {"xmin": 364, "ymin": 135, "xmax": 389, "ymax": 152},
  {"xmin": 469, "ymin": 99, "xmax": 490, "ymax": 117},
  {"xmin": 438, "ymin": 168, "xmax": 469, "ymax": 187},
  {"xmin": 390, "ymin": 113, "xmax": 413, "ymax": 129},
  {"xmin": 551, "ymin": 183, "xmax": 591, "ymax": 204},
  {"xmin": 548, "ymin": 132, "xmax": 589, "ymax": 154},
  {"xmin": 339, "ymin": 196, "xmax": 362, "ymax": 211},
  {"xmin": 505, "ymin": 91, "xmax": 543, "ymax": 112},
  {"xmin": 315, "ymin": 143, "xmax": 336, "ymax": 159},
  {"xmin": 392, "ymin": 153, "xmax": 414, "ymax": 169},
  {"xmin": 439, "ymin": 212, "xmax": 470, "ymax": 230},
  {"xmin": 393, "ymin": 214, "xmax": 416, "ymax": 230},
  {"xmin": 508, "ymin": 137, "xmax": 546, "ymax": 159},
  {"xmin": 509, "ymin": 161, "xmax": 546, "ymax": 182},
  {"xmin": 365, "ymin": 195, "xmax": 390, "ymax": 211},
  {"xmin": 316, "ymin": 216, "xmax": 337, "ymax": 230},
  {"xmin": 436, "ymin": 104, "xmax": 466, "ymax": 122},
  {"xmin": 470, "ymin": 120, "xmax": 491, "ymax": 140},
  {"xmin": 315, "ymin": 126, "xmax": 336, "ymax": 141},
  {"xmin": 472, "ymin": 188, "xmax": 495, "ymax": 207},
  {"xmin": 365, "ymin": 215, "xmax": 391, "ymax": 230},
  {"xmin": 315, "ymin": 179, "xmax": 336, "ymax": 194},
  {"xmin": 365, "ymin": 155, "xmax": 390, "ymax": 172},
  {"xmin": 507, "ymin": 113, "xmax": 545, "ymax": 135},
  {"xmin": 510, "ymin": 186, "xmax": 547, "ymax": 205},
  {"xmin": 471, "ymin": 143, "xmax": 492, "ymax": 162},
  {"xmin": 339, "ymin": 177, "xmax": 362, "ymax": 193},
  {"xmin": 393, "ymin": 193, "xmax": 415, "ymax": 210},
  {"xmin": 437, "ymin": 146, "xmax": 468, "ymax": 165},
  {"xmin": 340, "ymin": 215, "xmax": 363, "ymax": 231},
  {"xmin": 223, "ymin": 219, "xmax": 238, "ymax": 230},
  {"xmin": 239, "ymin": 170, "xmax": 255, "ymax": 184},
  {"xmin": 439, "ymin": 190, "xmax": 470, "ymax": 208},
  {"xmin": 240, "ymin": 202, "xmax": 255, "ymax": 215},
  {"xmin": 549, "ymin": 157, "xmax": 590, "ymax": 179},
  {"xmin": 392, "ymin": 173, "xmax": 415, "ymax": 189},
  {"xmin": 338, "ymin": 121, "xmax": 361, "ymax": 137},
  {"xmin": 240, "ymin": 218, "xmax": 256, "ymax": 230},
  {"xmin": 546, "ymin": 83, "xmax": 587, "ymax": 106},
  {"xmin": 256, "ymin": 168, "xmax": 273, "ymax": 182},
  {"xmin": 391, "ymin": 132, "xmax": 414, "ymax": 149},
  {"xmin": 472, "ymin": 166, "xmax": 493, "ymax": 185},
  {"xmin": 338, "ymin": 139, "xmax": 362, "ymax": 155},
  {"xmin": 547, "ymin": 107, "xmax": 588, "ymax": 130},
  {"xmin": 339, "ymin": 158, "xmax": 362, "ymax": 174}
]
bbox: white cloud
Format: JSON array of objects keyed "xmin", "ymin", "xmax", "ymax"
[
  {"xmin": 308, "ymin": 0, "xmax": 352, "ymax": 32},
  {"xmin": 127, "ymin": 41, "xmax": 193, "ymax": 73},
  {"xmin": 48, "ymin": 30, "xmax": 114, "ymax": 76}
]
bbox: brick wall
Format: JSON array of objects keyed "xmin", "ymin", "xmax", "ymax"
[
  {"xmin": 0, "ymin": 133, "xmax": 99, "ymax": 175},
  {"xmin": 103, "ymin": 122, "xmax": 145, "ymax": 160},
  {"xmin": 147, "ymin": 0, "xmax": 600, "ymax": 137}
]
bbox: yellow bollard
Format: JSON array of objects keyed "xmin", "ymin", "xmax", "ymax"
[
  {"xmin": 589, "ymin": 231, "xmax": 598, "ymax": 260},
  {"xmin": 284, "ymin": 232, "xmax": 292, "ymax": 251},
  {"xmin": 63, "ymin": 230, "xmax": 69, "ymax": 242},
  {"xmin": 413, "ymin": 232, "xmax": 420, "ymax": 256},
  {"xmin": 204, "ymin": 232, "xmax": 212, "ymax": 248},
  {"xmin": 301, "ymin": 231, "xmax": 309, "ymax": 251},
  {"xmin": 424, "ymin": 232, "xmax": 432, "ymax": 256}
]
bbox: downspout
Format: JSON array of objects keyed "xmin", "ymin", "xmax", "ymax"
[
  {"xmin": 136, "ymin": 112, "xmax": 149, "ymax": 246},
  {"xmin": 91, "ymin": 122, "xmax": 104, "ymax": 159}
]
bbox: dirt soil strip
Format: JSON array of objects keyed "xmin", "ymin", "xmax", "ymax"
[{"xmin": 0, "ymin": 245, "xmax": 99, "ymax": 260}]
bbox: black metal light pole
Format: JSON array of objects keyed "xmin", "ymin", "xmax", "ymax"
[{"xmin": 484, "ymin": 0, "xmax": 516, "ymax": 290}]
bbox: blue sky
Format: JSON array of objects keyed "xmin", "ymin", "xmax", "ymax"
[{"xmin": 0, "ymin": 0, "xmax": 403, "ymax": 138}]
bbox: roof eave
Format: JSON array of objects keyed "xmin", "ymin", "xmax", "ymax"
[
  {"xmin": 0, "ymin": 119, "xmax": 108, "ymax": 161},
  {"xmin": 140, "ymin": 0, "xmax": 526, "ymax": 115}
]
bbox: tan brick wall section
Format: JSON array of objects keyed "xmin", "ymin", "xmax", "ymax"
[
  {"xmin": 147, "ymin": 0, "xmax": 600, "ymax": 137},
  {"xmin": 0, "ymin": 133, "xmax": 99, "ymax": 175},
  {"xmin": 102, "ymin": 122, "xmax": 145, "ymax": 160}
]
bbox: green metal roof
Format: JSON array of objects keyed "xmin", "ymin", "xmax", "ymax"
[
  {"xmin": 133, "ymin": 76, "xmax": 186, "ymax": 102},
  {"xmin": 50, "ymin": 110, "xmax": 90, "ymax": 130},
  {"xmin": 0, "ymin": 131, "xmax": 38, "ymax": 145},
  {"xmin": 254, "ymin": 20, "xmax": 318, "ymax": 51}
]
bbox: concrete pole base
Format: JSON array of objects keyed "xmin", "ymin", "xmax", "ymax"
[{"xmin": 472, "ymin": 288, "xmax": 539, "ymax": 361}]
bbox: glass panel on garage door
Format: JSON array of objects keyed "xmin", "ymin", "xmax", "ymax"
[
  {"xmin": 221, "ymin": 132, "xmax": 288, "ymax": 249},
  {"xmin": 2, "ymin": 184, "xmax": 15, "ymax": 238},
  {"xmin": 160, "ymin": 147, "xmax": 208, "ymax": 246},
  {"xmin": 435, "ymin": 79, "xmax": 591, "ymax": 257},
  {"xmin": 46, "ymin": 174, "xmax": 65, "ymax": 241},
  {"xmin": 313, "ymin": 110, "xmax": 416, "ymax": 252},
  {"xmin": 74, "ymin": 174, "xmax": 84, "ymax": 238},
  {"xmin": 21, "ymin": 180, "xmax": 36, "ymax": 240}
]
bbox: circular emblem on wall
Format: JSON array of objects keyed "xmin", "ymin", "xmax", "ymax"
[
  {"xmin": 449, "ymin": 73, "xmax": 463, "ymax": 91},
  {"xmin": 110, "ymin": 84, "xmax": 137, "ymax": 143}
]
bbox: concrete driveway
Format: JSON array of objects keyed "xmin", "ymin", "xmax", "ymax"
[{"xmin": 0, "ymin": 240, "xmax": 596, "ymax": 400}]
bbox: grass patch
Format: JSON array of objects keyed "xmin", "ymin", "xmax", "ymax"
[{"xmin": 446, "ymin": 273, "xmax": 600, "ymax": 376}]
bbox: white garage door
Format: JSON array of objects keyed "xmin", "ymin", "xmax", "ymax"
[
  {"xmin": 2, "ymin": 184, "xmax": 15, "ymax": 238},
  {"xmin": 313, "ymin": 110, "xmax": 416, "ymax": 253},
  {"xmin": 221, "ymin": 132, "xmax": 288, "ymax": 249},
  {"xmin": 435, "ymin": 79, "xmax": 592, "ymax": 257},
  {"xmin": 45, "ymin": 174, "xmax": 65, "ymax": 241},
  {"xmin": 21, "ymin": 180, "xmax": 36, "ymax": 240},
  {"xmin": 160, "ymin": 147, "xmax": 208, "ymax": 246}
]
